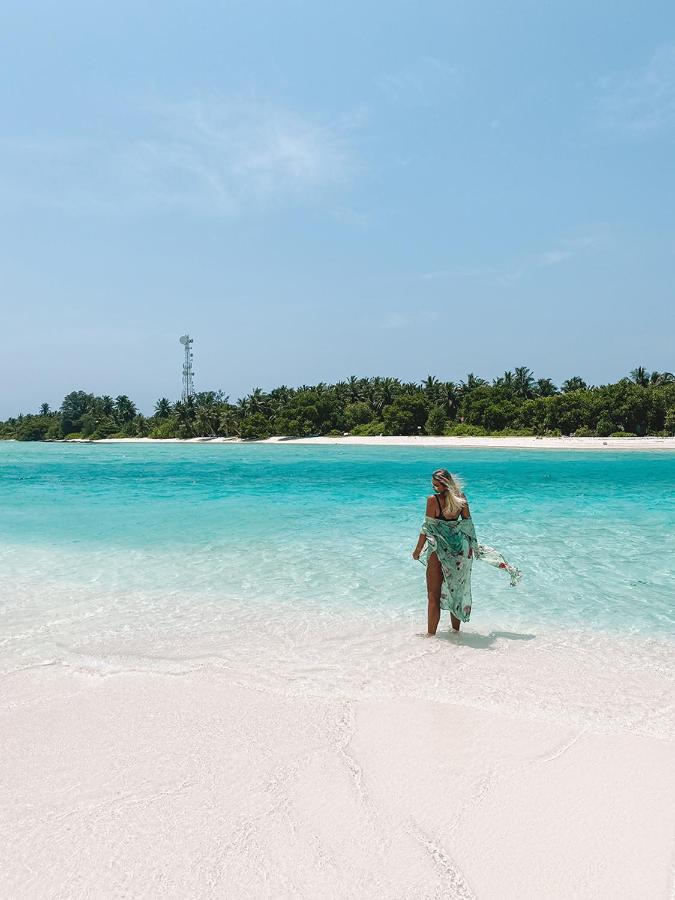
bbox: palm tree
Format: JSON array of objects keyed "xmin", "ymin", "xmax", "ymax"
[
  {"xmin": 173, "ymin": 398, "xmax": 196, "ymax": 437},
  {"xmin": 114, "ymin": 395, "xmax": 137, "ymax": 424},
  {"xmin": 218, "ymin": 403, "xmax": 236, "ymax": 437},
  {"xmin": 629, "ymin": 366, "xmax": 649, "ymax": 387},
  {"xmin": 39, "ymin": 403, "xmax": 50, "ymax": 416},
  {"xmin": 330, "ymin": 381, "xmax": 346, "ymax": 406},
  {"xmin": 561, "ymin": 376, "xmax": 588, "ymax": 393},
  {"xmin": 247, "ymin": 388, "xmax": 269, "ymax": 415},
  {"xmin": 154, "ymin": 398, "xmax": 172, "ymax": 418},
  {"xmin": 460, "ymin": 373, "xmax": 487, "ymax": 394},
  {"xmin": 437, "ymin": 382, "xmax": 458, "ymax": 418},
  {"xmin": 513, "ymin": 366, "xmax": 536, "ymax": 399},
  {"xmin": 493, "ymin": 371, "xmax": 515, "ymax": 392},
  {"xmin": 422, "ymin": 375, "xmax": 440, "ymax": 404},
  {"xmin": 649, "ymin": 371, "xmax": 675, "ymax": 385},
  {"xmin": 195, "ymin": 396, "xmax": 219, "ymax": 436},
  {"xmin": 535, "ymin": 378, "xmax": 557, "ymax": 397},
  {"xmin": 347, "ymin": 375, "xmax": 363, "ymax": 403},
  {"xmin": 100, "ymin": 395, "xmax": 115, "ymax": 416},
  {"xmin": 371, "ymin": 377, "xmax": 400, "ymax": 415}
]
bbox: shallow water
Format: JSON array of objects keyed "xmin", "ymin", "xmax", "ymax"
[{"xmin": 1, "ymin": 442, "xmax": 674, "ymax": 733}]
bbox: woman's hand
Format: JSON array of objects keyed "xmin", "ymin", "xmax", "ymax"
[{"xmin": 412, "ymin": 549, "xmax": 421, "ymax": 560}]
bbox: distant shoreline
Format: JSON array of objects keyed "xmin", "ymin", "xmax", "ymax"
[{"xmin": 21, "ymin": 435, "xmax": 675, "ymax": 450}]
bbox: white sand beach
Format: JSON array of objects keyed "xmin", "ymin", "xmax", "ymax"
[
  {"xmin": 92, "ymin": 435, "xmax": 675, "ymax": 450},
  {"xmin": 2, "ymin": 626, "xmax": 673, "ymax": 899}
]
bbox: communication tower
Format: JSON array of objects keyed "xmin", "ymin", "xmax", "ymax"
[{"xmin": 179, "ymin": 334, "xmax": 195, "ymax": 401}]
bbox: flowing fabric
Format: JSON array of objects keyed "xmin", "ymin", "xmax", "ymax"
[{"xmin": 420, "ymin": 515, "xmax": 521, "ymax": 623}]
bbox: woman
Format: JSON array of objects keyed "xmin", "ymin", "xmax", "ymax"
[{"xmin": 412, "ymin": 469, "xmax": 521, "ymax": 636}]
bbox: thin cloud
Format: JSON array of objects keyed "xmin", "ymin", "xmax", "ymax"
[
  {"xmin": 381, "ymin": 313, "xmax": 410, "ymax": 329},
  {"xmin": 537, "ymin": 249, "xmax": 572, "ymax": 266},
  {"xmin": 597, "ymin": 43, "xmax": 675, "ymax": 135},
  {"xmin": 379, "ymin": 309, "xmax": 438, "ymax": 329},
  {"xmin": 377, "ymin": 56, "xmax": 462, "ymax": 108},
  {"xmin": 0, "ymin": 95, "xmax": 357, "ymax": 216},
  {"xmin": 421, "ymin": 231, "xmax": 603, "ymax": 286}
]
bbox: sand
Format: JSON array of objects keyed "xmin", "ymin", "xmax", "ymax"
[
  {"xmin": 1, "ymin": 659, "xmax": 673, "ymax": 899},
  {"xmin": 90, "ymin": 435, "xmax": 675, "ymax": 450}
]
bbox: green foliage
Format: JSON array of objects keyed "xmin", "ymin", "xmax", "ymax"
[
  {"xmin": 425, "ymin": 406, "xmax": 447, "ymax": 435},
  {"xmin": 114, "ymin": 395, "xmax": 137, "ymax": 425},
  {"xmin": 149, "ymin": 419, "xmax": 179, "ymax": 439},
  {"xmin": 350, "ymin": 420, "xmax": 385, "ymax": 436},
  {"xmin": 535, "ymin": 378, "xmax": 557, "ymax": 397},
  {"xmin": 610, "ymin": 431, "xmax": 637, "ymax": 437},
  {"xmin": 445, "ymin": 424, "xmax": 488, "ymax": 436},
  {"xmin": 154, "ymin": 398, "xmax": 172, "ymax": 418},
  {"xmin": 239, "ymin": 413, "xmax": 271, "ymax": 440},
  {"xmin": 2, "ymin": 366, "xmax": 674, "ymax": 442},
  {"xmin": 16, "ymin": 416, "xmax": 50, "ymax": 441},
  {"xmin": 382, "ymin": 395, "xmax": 427, "ymax": 435},
  {"xmin": 60, "ymin": 391, "xmax": 95, "ymax": 436},
  {"xmin": 562, "ymin": 377, "xmax": 588, "ymax": 392},
  {"xmin": 665, "ymin": 408, "xmax": 675, "ymax": 436},
  {"xmin": 344, "ymin": 402, "xmax": 373, "ymax": 429},
  {"xmin": 489, "ymin": 428, "xmax": 535, "ymax": 437}
]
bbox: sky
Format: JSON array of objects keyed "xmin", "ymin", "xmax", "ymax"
[{"xmin": 1, "ymin": 0, "xmax": 674, "ymax": 417}]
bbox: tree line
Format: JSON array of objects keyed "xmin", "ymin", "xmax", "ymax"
[{"xmin": 2, "ymin": 367, "xmax": 674, "ymax": 441}]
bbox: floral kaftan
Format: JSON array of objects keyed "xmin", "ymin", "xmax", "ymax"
[{"xmin": 420, "ymin": 515, "xmax": 521, "ymax": 623}]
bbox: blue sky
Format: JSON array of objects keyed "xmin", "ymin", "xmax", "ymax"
[{"xmin": 1, "ymin": 0, "xmax": 674, "ymax": 417}]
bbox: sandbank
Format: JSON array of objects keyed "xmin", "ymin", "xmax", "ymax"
[{"xmin": 86, "ymin": 435, "xmax": 675, "ymax": 450}]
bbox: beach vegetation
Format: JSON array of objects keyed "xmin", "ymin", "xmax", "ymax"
[
  {"xmin": 239, "ymin": 414, "xmax": 271, "ymax": 440},
  {"xmin": 444, "ymin": 424, "xmax": 489, "ymax": 437},
  {"xmin": 2, "ymin": 367, "xmax": 674, "ymax": 440},
  {"xmin": 350, "ymin": 421, "xmax": 385, "ymax": 436},
  {"xmin": 382, "ymin": 395, "xmax": 428, "ymax": 435},
  {"xmin": 665, "ymin": 408, "xmax": 675, "ymax": 435},
  {"xmin": 154, "ymin": 398, "xmax": 172, "ymax": 418},
  {"xmin": 561, "ymin": 376, "xmax": 588, "ymax": 392},
  {"xmin": 344, "ymin": 402, "xmax": 373, "ymax": 429},
  {"xmin": 425, "ymin": 406, "xmax": 447, "ymax": 435},
  {"xmin": 596, "ymin": 418, "xmax": 614, "ymax": 437}
]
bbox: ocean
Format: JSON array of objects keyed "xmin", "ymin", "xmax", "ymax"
[{"xmin": 1, "ymin": 442, "xmax": 673, "ymax": 735}]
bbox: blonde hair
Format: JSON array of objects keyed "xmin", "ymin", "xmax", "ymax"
[{"xmin": 432, "ymin": 468, "xmax": 466, "ymax": 518}]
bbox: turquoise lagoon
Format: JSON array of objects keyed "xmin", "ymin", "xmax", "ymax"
[{"xmin": 1, "ymin": 442, "xmax": 674, "ymax": 716}]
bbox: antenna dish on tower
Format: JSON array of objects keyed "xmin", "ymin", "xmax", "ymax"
[{"xmin": 179, "ymin": 334, "xmax": 195, "ymax": 401}]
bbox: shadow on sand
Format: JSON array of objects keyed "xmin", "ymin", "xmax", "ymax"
[{"xmin": 435, "ymin": 630, "xmax": 536, "ymax": 650}]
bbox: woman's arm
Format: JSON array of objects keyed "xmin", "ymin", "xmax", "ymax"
[{"xmin": 412, "ymin": 497, "xmax": 436, "ymax": 559}]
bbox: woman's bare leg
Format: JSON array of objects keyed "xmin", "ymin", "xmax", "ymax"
[
  {"xmin": 426, "ymin": 552, "xmax": 442, "ymax": 635},
  {"xmin": 450, "ymin": 613, "xmax": 461, "ymax": 632}
]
